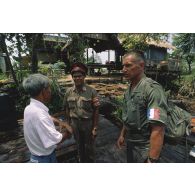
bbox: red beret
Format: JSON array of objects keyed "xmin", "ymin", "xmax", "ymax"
[{"xmin": 70, "ymin": 63, "xmax": 88, "ymax": 75}]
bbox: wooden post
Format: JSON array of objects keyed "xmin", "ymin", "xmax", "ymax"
[
  {"xmin": 108, "ymin": 50, "xmax": 110, "ymax": 63},
  {"xmin": 87, "ymin": 48, "xmax": 88, "ymax": 63},
  {"xmin": 92, "ymin": 50, "xmax": 94, "ymax": 63}
]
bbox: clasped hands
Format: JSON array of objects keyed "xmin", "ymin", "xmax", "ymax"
[{"xmin": 59, "ymin": 121, "xmax": 73, "ymax": 136}]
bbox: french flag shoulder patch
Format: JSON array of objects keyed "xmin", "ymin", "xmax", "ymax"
[{"xmin": 147, "ymin": 108, "xmax": 160, "ymax": 120}]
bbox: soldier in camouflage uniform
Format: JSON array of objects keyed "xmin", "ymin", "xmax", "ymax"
[
  {"xmin": 117, "ymin": 51, "xmax": 168, "ymax": 163},
  {"xmin": 63, "ymin": 63, "xmax": 100, "ymax": 162}
]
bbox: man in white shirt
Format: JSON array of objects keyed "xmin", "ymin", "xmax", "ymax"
[{"xmin": 23, "ymin": 73, "xmax": 73, "ymax": 163}]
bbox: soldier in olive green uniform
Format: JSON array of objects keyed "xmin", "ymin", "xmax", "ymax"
[
  {"xmin": 117, "ymin": 51, "xmax": 168, "ymax": 163},
  {"xmin": 63, "ymin": 63, "xmax": 100, "ymax": 162}
]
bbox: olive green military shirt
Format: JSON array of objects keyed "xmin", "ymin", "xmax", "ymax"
[
  {"xmin": 122, "ymin": 74, "xmax": 168, "ymax": 139},
  {"xmin": 63, "ymin": 84, "xmax": 98, "ymax": 119}
]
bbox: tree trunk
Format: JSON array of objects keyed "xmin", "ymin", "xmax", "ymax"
[
  {"xmin": 24, "ymin": 33, "xmax": 33, "ymax": 56},
  {"xmin": 0, "ymin": 34, "xmax": 19, "ymax": 86},
  {"xmin": 188, "ymin": 63, "xmax": 192, "ymax": 74},
  {"xmin": 16, "ymin": 34, "xmax": 23, "ymax": 82},
  {"xmin": 31, "ymin": 33, "xmax": 44, "ymax": 73}
]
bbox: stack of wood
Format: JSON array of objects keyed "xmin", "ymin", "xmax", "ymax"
[{"xmin": 89, "ymin": 83, "xmax": 127, "ymax": 97}]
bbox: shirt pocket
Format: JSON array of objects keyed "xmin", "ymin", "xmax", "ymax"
[
  {"xmin": 67, "ymin": 97, "xmax": 76, "ymax": 109},
  {"xmin": 126, "ymin": 99, "xmax": 137, "ymax": 119},
  {"xmin": 80, "ymin": 97, "xmax": 92, "ymax": 111},
  {"xmin": 123, "ymin": 98, "xmax": 136, "ymax": 124},
  {"xmin": 133, "ymin": 93, "xmax": 146, "ymax": 109}
]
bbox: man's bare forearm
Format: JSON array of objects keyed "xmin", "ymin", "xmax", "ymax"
[
  {"xmin": 120, "ymin": 124, "xmax": 127, "ymax": 137},
  {"xmin": 149, "ymin": 125, "xmax": 165, "ymax": 159},
  {"xmin": 51, "ymin": 116, "xmax": 73, "ymax": 134},
  {"xmin": 92, "ymin": 108, "xmax": 99, "ymax": 129}
]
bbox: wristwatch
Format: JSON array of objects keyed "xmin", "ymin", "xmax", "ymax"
[
  {"xmin": 148, "ymin": 157, "xmax": 159, "ymax": 163},
  {"xmin": 92, "ymin": 127, "xmax": 97, "ymax": 135}
]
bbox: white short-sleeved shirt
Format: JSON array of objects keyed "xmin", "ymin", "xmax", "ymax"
[{"xmin": 23, "ymin": 98, "xmax": 62, "ymax": 156}]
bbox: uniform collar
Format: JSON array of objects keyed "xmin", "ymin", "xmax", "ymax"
[
  {"xmin": 139, "ymin": 74, "xmax": 147, "ymax": 84},
  {"xmin": 73, "ymin": 84, "xmax": 87, "ymax": 92},
  {"xmin": 130, "ymin": 74, "xmax": 146, "ymax": 90}
]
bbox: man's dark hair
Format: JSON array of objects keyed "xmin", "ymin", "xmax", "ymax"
[{"xmin": 123, "ymin": 50, "xmax": 146, "ymax": 64}]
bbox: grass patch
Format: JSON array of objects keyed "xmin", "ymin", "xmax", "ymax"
[
  {"xmin": 0, "ymin": 73, "xmax": 8, "ymax": 80},
  {"xmin": 181, "ymin": 68, "xmax": 195, "ymax": 82}
]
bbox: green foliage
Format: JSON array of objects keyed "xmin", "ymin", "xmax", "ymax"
[
  {"xmin": 38, "ymin": 65, "xmax": 52, "ymax": 75},
  {"xmin": 0, "ymin": 73, "xmax": 8, "ymax": 80},
  {"xmin": 6, "ymin": 33, "xmax": 31, "ymax": 60},
  {"xmin": 40, "ymin": 64, "xmax": 65, "ymax": 114},
  {"xmin": 38, "ymin": 64, "xmax": 66, "ymax": 78},
  {"xmin": 176, "ymin": 59, "xmax": 189, "ymax": 74},
  {"xmin": 16, "ymin": 69, "xmax": 31, "ymax": 83},
  {"xmin": 16, "ymin": 85, "xmax": 30, "ymax": 117},
  {"xmin": 10, "ymin": 61, "xmax": 31, "ymax": 83},
  {"xmin": 112, "ymin": 95, "xmax": 124, "ymax": 120},
  {"xmin": 54, "ymin": 44, "xmax": 63, "ymax": 51},
  {"xmin": 173, "ymin": 33, "xmax": 195, "ymax": 73},
  {"xmin": 67, "ymin": 34, "xmax": 88, "ymax": 64},
  {"xmin": 38, "ymin": 64, "xmax": 63, "ymax": 102},
  {"xmin": 181, "ymin": 64, "xmax": 195, "ymax": 81},
  {"xmin": 173, "ymin": 33, "xmax": 195, "ymax": 54},
  {"xmin": 185, "ymin": 54, "xmax": 194, "ymax": 65},
  {"xmin": 15, "ymin": 77, "xmax": 65, "ymax": 116},
  {"xmin": 47, "ymin": 79, "xmax": 64, "ymax": 114},
  {"xmin": 165, "ymin": 79, "xmax": 181, "ymax": 95},
  {"xmin": 53, "ymin": 61, "xmax": 66, "ymax": 69},
  {"xmin": 119, "ymin": 33, "xmax": 168, "ymax": 51}
]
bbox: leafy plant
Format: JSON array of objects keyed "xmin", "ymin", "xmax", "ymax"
[
  {"xmin": 119, "ymin": 33, "xmax": 168, "ymax": 51},
  {"xmin": 111, "ymin": 95, "xmax": 124, "ymax": 120},
  {"xmin": 47, "ymin": 78, "xmax": 64, "ymax": 114},
  {"xmin": 0, "ymin": 73, "xmax": 8, "ymax": 80},
  {"xmin": 67, "ymin": 34, "xmax": 89, "ymax": 64},
  {"xmin": 15, "ymin": 85, "xmax": 30, "ymax": 118},
  {"xmin": 173, "ymin": 33, "xmax": 195, "ymax": 74},
  {"xmin": 38, "ymin": 65, "xmax": 52, "ymax": 76},
  {"xmin": 15, "ymin": 77, "xmax": 65, "ymax": 117},
  {"xmin": 15, "ymin": 69, "xmax": 31, "ymax": 83},
  {"xmin": 53, "ymin": 61, "xmax": 66, "ymax": 69}
]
